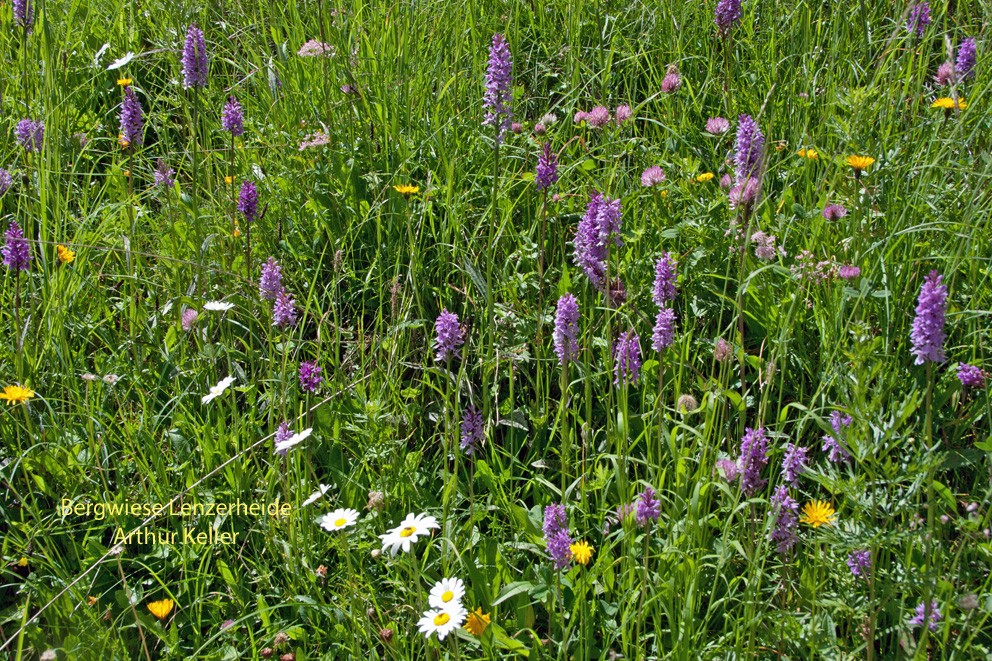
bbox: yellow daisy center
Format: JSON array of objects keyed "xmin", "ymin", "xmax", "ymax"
[
  {"xmin": 441, "ymin": 590, "xmax": 454, "ymax": 602},
  {"xmin": 399, "ymin": 526, "xmax": 416, "ymax": 538},
  {"xmin": 433, "ymin": 612, "xmax": 450, "ymax": 626},
  {"xmin": 334, "ymin": 518, "xmax": 347, "ymax": 527}
]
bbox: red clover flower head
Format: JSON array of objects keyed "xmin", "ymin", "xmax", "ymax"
[
  {"xmin": 934, "ymin": 61, "xmax": 954, "ymax": 86},
  {"xmin": 822, "ymin": 204, "xmax": 848, "ymax": 221},
  {"xmin": 585, "ymin": 106, "xmax": 611, "ymax": 128},
  {"xmin": 641, "ymin": 166, "xmax": 665, "ymax": 188},
  {"xmin": 705, "ymin": 117, "xmax": 730, "ymax": 134},
  {"xmin": 181, "ymin": 308, "xmax": 198, "ymax": 331},
  {"xmin": 614, "ymin": 105, "xmax": 632, "ymax": 124},
  {"xmin": 661, "ymin": 66, "xmax": 681, "ymax": 93},
  {"xmin": 483, "ymin": 33, "xmax": 513, "ymax": 143},
  {"xmin": 910, "ymin": 270, "xmax": 947, "ymax": 365}
]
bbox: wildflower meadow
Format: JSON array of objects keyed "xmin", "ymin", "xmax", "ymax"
[{"xmin": 2, "ymin": 0, "xmax": 992, "ymax": 658}]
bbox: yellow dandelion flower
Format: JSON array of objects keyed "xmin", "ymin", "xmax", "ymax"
[
  {"xmin": 464, "ymin": 608, "xmax": 491, "ymax": 637},
  {"xmin": 147, "ymin": 599, "xmax": 175, "ymax": 620},
  {"xmin": 800, "ymin": 500, "xmax": 837, "ymax": 528},
  {"xmin": 1, "ymin": 385, "xmax": 35, "ymax": 404},
  {"xmin": 797, "ymin": 148, "xmax": 819, "ymax": 160},
  {"xmin": 393, "ymin": 184, "xmax": 420, "ymax": 196},
  {"xmin": 660, "ymin": 190, "xmax": 668, "ymax": 198},
  {"xmin": 695, "ymin": 172, "xmax": 715, "ymax": 183},
  {"xmin": 16, "ymin": 557, "xmax": 28, "ymax": 567},
  {"xmin": 57, "ymin": 245, "xmax": 76, "ymax": 264},
  {"xmin": 224, "ymin": 176, "xmax": 235, "ymax": 185},
  {"xmin": 846, "ymin": 155, "xmax": 875, "ymax": 172},
  {"xmin": 569, "ymin": 540, "xmax": 595, "ymax": 566},
  {"xmin": 116, "ymin": 77, "xmax": 132, "ymax": 87},
  {"xmin": 931, "ymin": 97, "xmax": 966, "ymax": 110}
]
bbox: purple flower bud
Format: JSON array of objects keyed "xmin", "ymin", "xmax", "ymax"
[
  {"xmin": 615, "ymin": 105, "xmax": 632, "ymax": 124},
  {"xmin": 15, "ymin": 119, "xmax": 44, "ymax": 152},
  {"xmin": 613, "ymin": 329, "xmax": 642, "ymax": 386},
  {"xmin": 635, "ymin": 487, "xmax": 661, "ymax": 526},
  {"xmin": 957, "ymin": 363, "xmax": 986, "ymax": 388},
  {"xmin": 910, "ymin": 270, "xmax": 947, "ymax": 365},
  {"xmin": 536, "ymin": 142, "xmax": 558, "ymax": 191},
  {"xmin": 259, "ymin": 257, "xmax": 282, "ymax": 301},
  {"xmin": 769, "ymin": 485, "xmax": 799, "ymax": 555},
  {"xmin": 847, "ymin": 549, "xmax": 871, "ymax": 577},
  {"xmin": 956, "ymin": 37, "xmax": 977, "ymax": 81},
  {"xmin": 460, "ymin": 406, "xmax": 484, "ymax": 455},
  {"xmin": 714, "ymin": 338, "xmax": 731, "ymax": 361},
  {"xmin": 651, "ymin": 308, "xmax": 676, "ymax": 352},
  {"xmin": 182, "ymin": 24, "xmax": 209, "ymax": 89},
  {"xmin": 483, "ymin": 34, "xmax": 513, "ymax": 143},
  {"xmin": 906, "ymin": 2, "xmax": 931, "ymax": 38},
  {"xmin": 714, "ymin": 0, "xmax": 742, "ymax": 35},
  {"xmin": 838, "ymin": 265, "xmax": 861, "ymax": 280},
  {"xmin": 272, "ymin": 287, "xmax": 297, "ymax": 328},
  {"xmin": 299, "ymin": 361, "xmax": 323, "ymax": 393},
  {"xmin": 781, "ymin": 442, "xmax": 808, "ymax": 486},
  {"xmin": 3, "ymin": 221, "xmax": 32, "ymax": 272},
  {"xmin": 739, "ymin": 427, "xmax": 769, "ymax": 496},
  {"xmin": 434, "ymin": 308, "xmax": 464, "ymax": 361},
  {"xmin": 652, "ymin": 253, "xmax": 677, "ymax": 306},
  {"xmin": 934, "ymin": 61, "xmax": 954, "ymax": 86},
  {"xmin": 238, "ymin": 180, "xmax": 259, "ymax": 223},
  {"xmin": 908, "ymin": 600, "xmax": 941, "ymax": 631},
  {"xmin": 734, "ymin": 115, "xmax": 764, "ymax": 184},
  {"xmin": 222, "ymin": 96, "xmax": 244, "ymax": 136},
  {"xmin": 553, "ymin": 293, "xmax": 580, "ymax": 365},
  {"xmin": 153, "ymin": 159, "xmax": 175, "ymax": 188},
  {"xmin": 119, "ymin": 87, "xmax": 143, "ymax": 148}
]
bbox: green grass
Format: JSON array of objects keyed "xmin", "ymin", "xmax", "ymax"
[{"xmin": 1, "ymin": 0, "xmax": 991, "ymax": 658}]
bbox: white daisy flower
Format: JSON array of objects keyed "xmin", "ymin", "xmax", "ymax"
[
  {"xmin": 378, "ymin": 512, "xmax": 439, "ymax": 556},
  {"xmin": 428, "ymin": 577, "xmax": 465, "ymax": 610},
  {"xmin": 201, "ymin": 376, "xmax": 235, "ymax": 404},
  {"xmin": 203, "ymin": 301, "xmax": 235, "ymax": 312},
  {"xmin": 319, "ymin": 508, "xmax": 360, "ymax": 531},
  {"xmin": 274, "ymin": 428, "xmax": 312, "ymax": 454},
  {"xmin": 417, "ymin": 604, "xmax": 467, "ymax": 641},
  {"xmin": 302, "ymin": 484, "xmax": 332, "ymax": 507}
]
